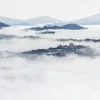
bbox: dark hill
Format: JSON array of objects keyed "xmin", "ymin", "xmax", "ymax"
[
  {"xmin": 0, "ymin": 22, "xmax": 9, "ymax": 29},
  {"xmin": 29, "ymin": 23, "xmax": 85, "ymax": 31}
]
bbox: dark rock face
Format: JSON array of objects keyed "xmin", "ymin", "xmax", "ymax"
[
  {"xmin": 28, "ymin": 23, "xmax": 85, "ymax": 31},
  {"xmin": 0, "ymin": 22, "xmax": 9, "ymax": 29},
  {"xmin": 22, "ymin": 43, "xmax": 94, "ymax": 57}
]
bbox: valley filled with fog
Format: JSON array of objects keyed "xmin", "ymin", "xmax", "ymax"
[{"xmin": 0, "ymin": 25, "xmax": 100, "ymax": 100}]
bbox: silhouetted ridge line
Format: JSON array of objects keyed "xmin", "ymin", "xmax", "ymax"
[
  {"xmin": 22, "ymin": 43, "xmax": 94, "ymax": 57},
  {"xmin": 27, "ymin": 24, "xmax": 85, "ymax": 31},
  {"xmin": 0, "ymin": 34, "xmax": 40, "ymax": 39},
  {"xmin": 56, "ymin": 38, "xmax": 100, "ymax": 42}
]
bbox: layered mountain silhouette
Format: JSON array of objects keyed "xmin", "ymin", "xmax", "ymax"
[
  {"xmin": 0, "ymin": 16, "xmax": 61, "ymax": 25},
  {"xmin": 0, "ymin": 13, "xmax": 100, "ymax": 25},
  {"xmin": 0, "ymin": 16, "xmax": 22, "ymax": 25},
  {"xmin": 72, "ymin": 13, "xmax": 100, "ymax": 25},
  {"xmin": 25, "ymin": 16, "xmax": 61, "ymax": 25}
]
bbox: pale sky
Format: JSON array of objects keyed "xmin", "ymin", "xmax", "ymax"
[{"xmin": 0, "ymin": 0, "xmax": 100, "ymax": 20}]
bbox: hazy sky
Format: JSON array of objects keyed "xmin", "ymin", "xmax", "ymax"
[{"xmin": 0, "ymin": 0, "xmax": 100, "ymax": 20}]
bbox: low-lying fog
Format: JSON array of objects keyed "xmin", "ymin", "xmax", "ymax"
[{"xmin": 0, "ymin": 25, "xmax": 100, "ymax": 100}]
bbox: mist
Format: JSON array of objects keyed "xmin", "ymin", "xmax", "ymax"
[{"xmin": 0, "ymin": 25, "xmax": 100, "ymax": 100}]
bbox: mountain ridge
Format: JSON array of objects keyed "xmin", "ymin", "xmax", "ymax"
[
  {"xmin": 1, "ymin": 13, "xmax": 100, "ymax": 25},
  {"xmin": 0, "ymin": 16, "xmax": 62, "ymax": 25},
  {"xmin": 72, "ymin": 13, "xmax": 100, "ymax": 25}
]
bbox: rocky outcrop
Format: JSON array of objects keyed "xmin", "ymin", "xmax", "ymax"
[
  {"xmin": 0, "ymin": 22, "xmax": 9, "ymax": 29},
  {"xmin": 22, "ymin": 43, "xmax": 94, "ymax": 57},
  {"xmin": 28, "ymin": 23, "xmax": 85, "ymax": 31}
]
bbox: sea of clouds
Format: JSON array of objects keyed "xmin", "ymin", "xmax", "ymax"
[{"xmin": 0, "ymin": 25, "xmax": 100, "ymax": 100}]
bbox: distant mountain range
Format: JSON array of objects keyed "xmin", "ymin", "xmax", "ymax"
[
  {"xmin": 25, "ymin": 16, "xmax": 61, "ymax": 25},
  {"xmin": 0, "ymin": 16, "xmax": 22, "ymax": 25},
  {"xmin": 72, "ymin": 13, "xmax": 100, "ymax": 25},
  {"xmin": 0, "ymin": 13, "xmax": 100, "ymax": 25},
  {"xmin": 0, "ymin": 16, "xmax": 61, "ymax": 25}
]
